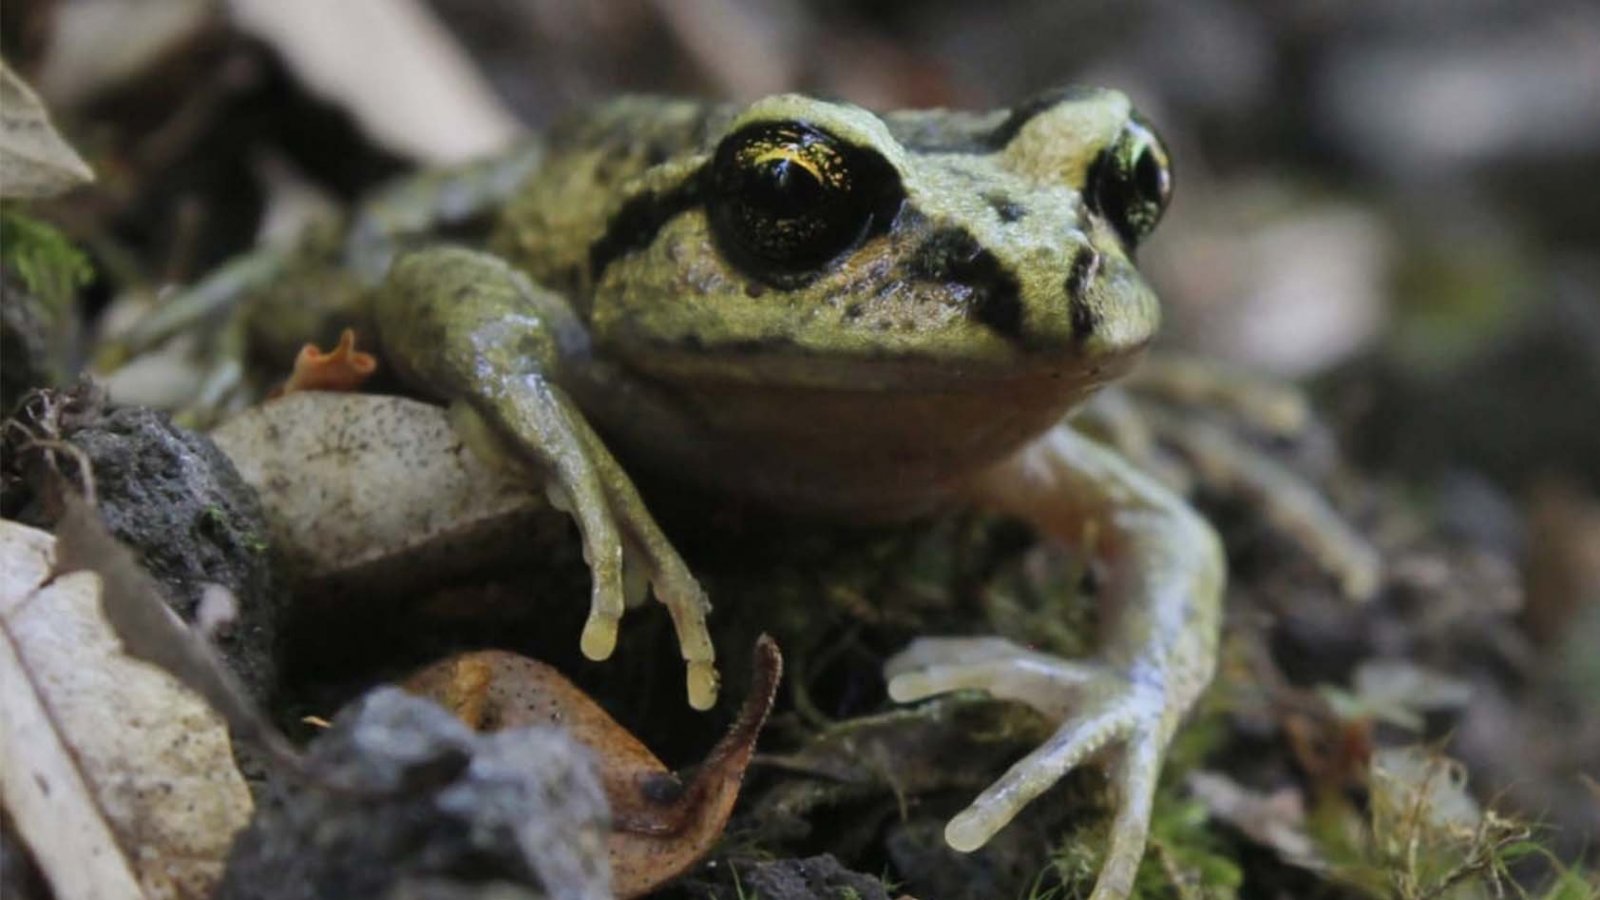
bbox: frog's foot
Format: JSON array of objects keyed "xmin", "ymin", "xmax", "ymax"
[
  {"xmin": 886, "ymin": 637, "xmax": 1171, "ymax": 900},
  {"xmin": 451, "ymin": 399, "xmax": 719, "ymax": 711}
]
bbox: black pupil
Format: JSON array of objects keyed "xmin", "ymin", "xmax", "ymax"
[
  {"xmin": 749, "ymin": 157, "xmax": 826, "ymax": 218},
  {"xmin": 1134, "ymin": 148, "xmax": 1165, "ymax": 208}
]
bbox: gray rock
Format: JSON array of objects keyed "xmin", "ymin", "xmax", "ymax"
[
  {"xmin": 729, "ymin": 855, "xmax": 891, "ymax": 900},
  {"xmin": 3, "ymin": 393, "xmax": 283, "ymax": 702},
  {"xmin": 70, "ymin": 403, "xmax": 283, "ymax": 701},
  {"xmin": 210, "ymin": 393, "xmax": 559, "ymax": 600},
  {"xmin": 218, "ymin": 688, "xmax": 611, "ymax": 900}
]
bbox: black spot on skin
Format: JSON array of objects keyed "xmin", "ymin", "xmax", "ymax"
[
  {"xmin": 1065, "ymin": 247, "xmax": 1102, "ymax": 340},
  {"xmin": 988, "ymin": 85, "xmax": 1104, "ymax": 149},
  {"xmin": 974, "ymin": 281, "xmax": 1024, "ymax": 339},
  {"xmin": 639, "ymin": 772, "xmax": 685, "ymax": 805},
  {"xmin": 588, "ymin": 168, "xmax": 707, "ymax": 278},
  {"xmin": 908, "ymin": 227, "xmax": 1024, "ymax": 340},
  {"xmin": 985, "ymin": 193, "xmax": 1027, "ymax": 223},
  {"xmin": 1064, "ymin": 246, "xmax": 1099, "ymax": 299},
  {"xmin": 1070, "ymin": 300, "xmax": 1098, "ymax": 341}
]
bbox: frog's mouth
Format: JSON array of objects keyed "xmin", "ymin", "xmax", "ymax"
[{"xmin": 614, "ymin": 337, "xmax": 1149, "ymax": 395}]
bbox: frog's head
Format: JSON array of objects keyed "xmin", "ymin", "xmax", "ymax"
[
  {"xmin": 583, "ymin": 88, "xmax": 1171, "ymax": 396},
  {"xmin": 549, "ymin": 89, "xmax": 1172, "ymax": 513}
]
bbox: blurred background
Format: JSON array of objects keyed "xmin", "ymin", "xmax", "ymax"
[{"xmin": 3, "ymin": 0, "xmax": 1597, "ymax": 884}]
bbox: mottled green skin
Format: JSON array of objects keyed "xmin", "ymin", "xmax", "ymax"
[{"xmin": 366, "ymin": 90, "xmax": 1222, "ymax": 900}]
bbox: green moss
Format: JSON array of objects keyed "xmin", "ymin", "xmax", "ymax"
[
  {"xmin": 1303, "ymin": 745, "xmax": 1585, "ymax": 900},
  {"xmin": 1046, "ymin": 770, "xmax": 1248, "ymax": 900},
  {"xmin": 0, "ymin": 207, "xmax": 92, "ymax": 312}
]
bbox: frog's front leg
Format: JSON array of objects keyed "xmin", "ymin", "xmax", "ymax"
[
  {"xmin": 374, "ymin": 246, "xmax": 718, "ymax": 709},
  {"xmin": 886, "ymin": 424, "xmax": 1223, "ymax": 900}
]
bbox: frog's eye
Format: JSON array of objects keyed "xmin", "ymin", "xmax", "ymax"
[
  {"xmin": 1088, "ymin": 116, "xmax": 1173, "ymax": 247},
  {"xmin": 709, "ymin": 122, "xmax": 902, "ymax": 278}
]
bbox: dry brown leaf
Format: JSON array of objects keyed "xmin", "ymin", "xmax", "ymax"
[
  {"xmin": 1188, "ymin": 771, "xmax": 1324, "ymax": 871},
  {"xmin": 271, "ymin": 327, "xmax": 379, "ymax": 397},
  {"xmin": 0, "ymin": 518, "xmax": 252, "ymax": 899},
  {"xmin": 405, "ymin": 637, "xmax": 783, "ymax": 898},
  {"xmin": 0, "ymin": 59, "xmax": 93, "ymax": 198}
]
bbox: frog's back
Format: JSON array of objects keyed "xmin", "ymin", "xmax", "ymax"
[{"xmin": 490, "ymin": 97, "xmax": 732, "ymax": 300}]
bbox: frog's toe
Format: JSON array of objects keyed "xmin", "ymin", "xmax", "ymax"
[
  {"xmin": 885, "ymin": 637, "xmax": 1098, "ymax": 719},
  {"xmin": 577, "ymin": 504, "xmax": 717, "ymax": 707},
  {"xmin": 942, "ymin": 677, "xmax": 1160, "ymax": 851},
  {"xmin": 644, "ymin": 552, "xmax": 718, "ymax": 710},
  {"xmin": 573, "ymin": 505, "xmax": 627, "ymax": 662},
  {"xmin": 887, "ymin": 635, "xmax": 1088, "ymax": 674},
  {"xmin": 1087, "ymin": 728, "xmax": 1163, "ymax": 900},
  {"xmin": 890, "ymin": 639, "xmax": 1173, "ymax": 900}
]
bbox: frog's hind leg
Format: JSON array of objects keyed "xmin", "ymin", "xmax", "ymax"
[
  {"xmin": 377, "ymin": 246, "xmax": 718, "ymax": 710},
  {"xmin": 1137, "ymin": 402, "xmax": 1381, "ymax": 600},
  {"xmin": 1088, "ymin": 354, "xmax": 1382, "ymax": 602},
  {"xmin": 1123, "ymin": 353, "xmax": 1310, "ymax": 438},
  {"xmin": 887, "ymin": 425, "xmax": 1224, "ymax": 900}
]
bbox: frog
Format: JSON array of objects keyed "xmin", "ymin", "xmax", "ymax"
[{"xmin": 122, "ymin": 86, "xmax": 1221, "ymax": 900}]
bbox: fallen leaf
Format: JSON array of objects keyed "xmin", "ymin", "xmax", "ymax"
[
  {"xmin": 272, "ymin": 327, "xmax": 378, "ymax": 396},
  {"xmin": 405, "ymin": 636, "xmax": 784, "ymax": 898},
  {"xmin": 30, "ymin": 0, "xmax": 213, "ymax": 108},
  {"xmin": 0, "ymin": 60, "xmax": 94, "ymax": 198},
  {"xmin": 1283, "ymin": 703, "xmax": 1374, "ymax": 795},
  {"xmin": 1319, "ymin": 659, "xmax": 1474, "ymax": 731},
  {"xmin": 0, "ymin": 518, "xmax": 252, "ymax": 899},
  {"xmin": 1188, "ymin": 771, "xmax": 1324, "ymax": 871},
  {"xmin": 226, "ymin": 0, "xmax": 521, "ymax": 163}
]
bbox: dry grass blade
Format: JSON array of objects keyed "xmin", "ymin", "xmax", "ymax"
[
  {"xmin": 51, "ymin": 493, "xmax": 302, "ymax": 771},
  {"xmin": 2, "ymin": 518, "xmax": 254, "ymax": 898}
]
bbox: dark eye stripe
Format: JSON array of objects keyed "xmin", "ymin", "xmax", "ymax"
[
  {"xmin": 587, "ymin": 167, "xmax": 707, "ymax": 281},
  {"xmin": 985, "ymin": 85, "xmax": 1105, "ymax": 150}
]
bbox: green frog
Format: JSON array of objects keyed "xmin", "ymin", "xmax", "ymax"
[{"xmin": 137, "ymin": 87, "xmax": 1222, "ymax": 900}]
